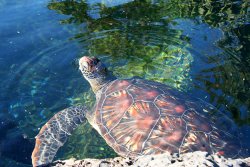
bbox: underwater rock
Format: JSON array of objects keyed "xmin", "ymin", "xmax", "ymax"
[{"xmin": 51, "ymin": 151, "xmax": 250, "ymax": 167}]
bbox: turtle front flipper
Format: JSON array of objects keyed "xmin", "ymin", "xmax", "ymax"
[{"xmin": 31, "ymin": 106, "xmax": 87, "ymax": 167}]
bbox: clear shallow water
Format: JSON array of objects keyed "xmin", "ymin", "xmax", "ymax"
[{"xmin": 0, "ymin": 0, "xmax": 249, "ymax": 166}]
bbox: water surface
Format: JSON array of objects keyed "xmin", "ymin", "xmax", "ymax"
[{"xmin": 0, "ymin": 0, "xmax": 249, "ymax": 166}]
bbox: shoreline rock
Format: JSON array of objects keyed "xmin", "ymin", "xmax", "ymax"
[{"xmin": 51, "ymin": 151, "xmax": 250, "ymax": 167}]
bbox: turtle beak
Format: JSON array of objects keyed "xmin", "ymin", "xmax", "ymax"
[{"xmin": 79, "ymin": 56, "xmax": 91, "ymax": 71}]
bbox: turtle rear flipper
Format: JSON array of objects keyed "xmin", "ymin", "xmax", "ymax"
[{"xmin": 32, "ymin": 106, "xmax": 87, "ymax": 167}]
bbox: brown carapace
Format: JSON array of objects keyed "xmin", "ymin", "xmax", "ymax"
[
  {"xmin": 95, "ymin": 78, "xmax": 241, "ymax": 157},
  {"xmin": 31, "ymin": 56, "xmax": 245, "ymax": 167}
]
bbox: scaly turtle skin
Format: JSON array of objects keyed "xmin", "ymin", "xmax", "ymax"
[{"xmin": 32, "ymin": 56, "xmax": 244, "ymax": 167}]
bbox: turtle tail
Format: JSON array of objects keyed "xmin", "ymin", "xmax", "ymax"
[{"xmin": 31, "ymin": 106, "xmax": 87, "ymax": 167}]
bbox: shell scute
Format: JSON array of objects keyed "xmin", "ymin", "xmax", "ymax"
[
  {"xmin": 105, "ymin": 79, "xmax": 131, "ymax": 95},
  {"xmin": 127, "ymin": 101, "xmax": 160, "ymax": 120},
  {"xmin": 133, "ymin": 78, "xmax": 172, "ymax": 93},
  {"xmin": 180, "ymin": 132, "xmax": 211, "ymax": 154},
  {"xmin": 109, "ymin": 120, "xmax": 150, "ymax": 153},
  {"xmin": 98, "ymin": 89, "xmax": 133, "ymax": 130},
  {"xmin": 155, "ymin": 94, "xmax": 186, "ymax": 116},
  {"xmin": 210, "ymin": 129, "xmax": 240, "ymax": 157},
  {"xmin": 183, "ymin": 109, "xmax": 213, "ymax": 132},
  {"xmin": 106, "ymin": 101, "xmax": 160, "ymax": 153},
  {"xmin": 127, "ymin": 84, "xmax": 161, "ymax": 101},
  {"xmin": 144, "ymin": 116, "xmax": 186, "ymax": 153}
]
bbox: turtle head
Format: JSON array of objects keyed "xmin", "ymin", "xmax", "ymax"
[
  {"xmin": 79, "ymin": 56, "xmax": 106, "ymax": 79},
  {"xmin": 79, "ymin": 56, "xmax": 114, "ymax": 93}
]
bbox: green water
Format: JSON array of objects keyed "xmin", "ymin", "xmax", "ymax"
[{"xmin": 0, "ymin": 0, "xmax": 249, "ymax": 166}]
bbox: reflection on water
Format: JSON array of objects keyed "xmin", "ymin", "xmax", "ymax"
[{"xmin": 0, "ymin": 0, "xmax": 249, "ymax": 166}]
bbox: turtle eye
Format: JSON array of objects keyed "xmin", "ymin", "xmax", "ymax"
[{"xmin": 92, "ymin": 58, "xmax": 100, "ymax": 66}]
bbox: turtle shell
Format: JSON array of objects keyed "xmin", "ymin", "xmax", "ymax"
[{"xmin": 94, "ymin": 78, "xmax": 241, "ymax": 158}]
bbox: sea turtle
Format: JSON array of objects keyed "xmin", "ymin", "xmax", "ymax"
[{"xmin": 32, "ymin": 56, "xmax": 244, "ymax": 167}]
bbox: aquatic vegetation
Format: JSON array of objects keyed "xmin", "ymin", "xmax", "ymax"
[{"xmin": 47, "ymin": 0, "xmax": 249, "ymax": 122}]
